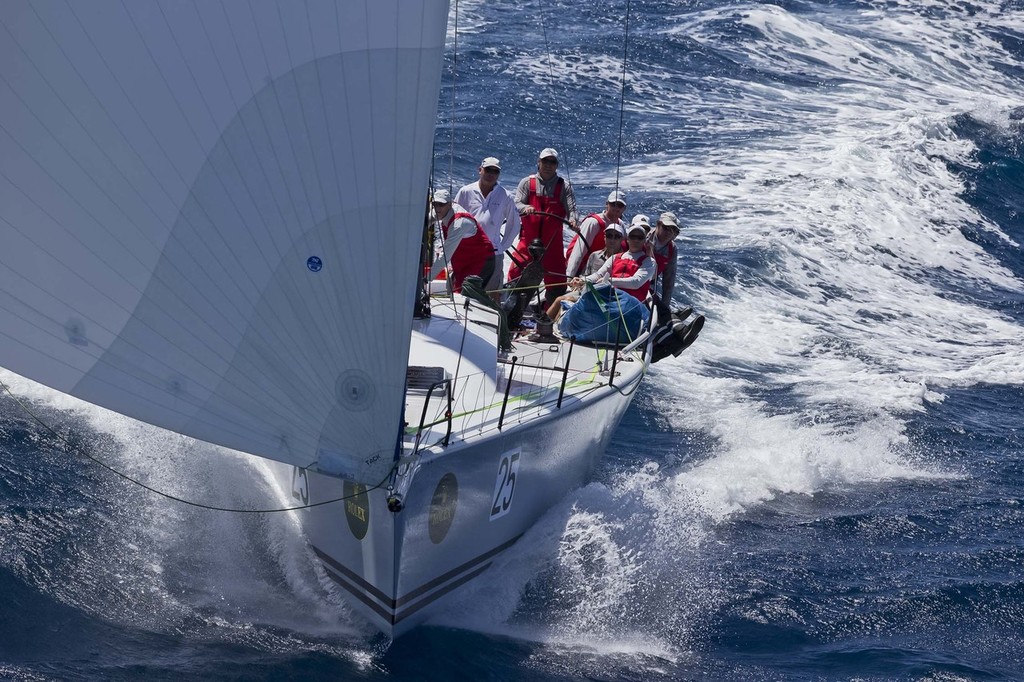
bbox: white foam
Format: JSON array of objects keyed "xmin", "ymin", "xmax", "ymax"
[
  {"xmin": 431, "ymin": 481, "xmax": 697, "ymax": 665},
  {"xmin": 598, "ymin": 0, "xmax": 1024, "ymax": 518},
  {"xmin": 0, "ymin": 367, "xmax": 373, "ymax": 650},
  {"xmin": 4, "ymin": 1, "xmax": 1024, "ymax": 663},
  {"xmin": 432, "ymin": 0, "xmax": 1024, "ymax": 651}
]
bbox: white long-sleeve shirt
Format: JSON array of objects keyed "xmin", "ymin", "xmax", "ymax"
[
  {"xmin": 584, "ymin": 250, "xmax": 655, "ymax": 293},
  {"xmin": 454, "ymin": 181, "xmax": 521, "ymax": 253},
  {"xmin": 429, "ymin": 203, "xmax": 479, "ymax": 280},
  {"xmin": 565, "ymin": 211, "xmax": 624, "ymax": 277}
]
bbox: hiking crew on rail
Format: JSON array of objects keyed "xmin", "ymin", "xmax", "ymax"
[{"xmin": 430, "ymin": 146, "xmax": 685, "ymax": 312}]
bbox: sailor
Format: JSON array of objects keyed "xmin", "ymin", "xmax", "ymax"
[
  {"xmin": 573, "ymin": 223, "xmax": 655, "ymax": 301},
  {"xmin": 648, "ymin": 211, "xmax": 680, "ymax": 302},
  {"xmin": 630, "ymin": 213, "xmax": 651, "ymax": 235},
  {"xmin": 583, "ymin": 221, "xmax": 625, "ymax": 276},
  {"xmin": 454, "ymin": 156, "xmax": 521, "ymax": 300},
  {"xmin": 428, "ymin": 189, "xmax": 496, "ymax": 294},
  {"xmin": 508, "ymin": 147, "xmax": 579, "ymax": 306},
  {"xmin": 547, "ymin": 222, "xmax": 625, "ymax": 320},
  {"xmin": 564, "ymin": 190, "xmax": 627, "ymax": 278}
]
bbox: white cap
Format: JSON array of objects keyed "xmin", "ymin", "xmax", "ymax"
[
  {"xmin": 631, "ymin": 214, "xmax": 651, "ymax": 228},
  {"xmin": 432, "ymin": 189, "xmax": 452, "ymax": 204},
  {"xmin": 539, "ymin": 147, "xmax": 559, "ymax": 161},
  {"xmin": 627, "ymin": 224, "xmax": 647, "ymax": 237},
  {"xmin": 481, "ymin": 156, "xmax": 501, "ymax": 169},
  {"xmin": 606, "ymin": 190, "xmax": 627, "ymax": 206},
  {"xmin": 604, "ymin": 223, "xmax": 625, "ymax": 237}
]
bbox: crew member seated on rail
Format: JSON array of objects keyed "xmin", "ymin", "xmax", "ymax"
[
  {"xmin": 571, "ymin": 223, "xmax": 655, "ymax": 302},
  {"xmin": 564, "ymin": 190, "xmax": 627, "ymax": 278},
  {"xmin": 428, "ymin": 189, "xmax": 496, "ymax": 294},
  {"xmin": 630, "ymin": 213, "xmax": 651, "ymax": 235},
  {"xmin": 547, "ymin": 222, "xmax": 625, "ymax": 320},
  {"xmin": 648, "ymin": 211, "xmax": 680, "ymax": 302}
]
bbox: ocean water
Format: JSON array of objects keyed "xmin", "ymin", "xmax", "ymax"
[{"xmin": 2, "ymin": 0, "xmax": 1023, "ymax": 680}]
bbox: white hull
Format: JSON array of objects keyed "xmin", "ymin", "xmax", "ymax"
[
  {"xmin": 0, "ymin": 0, "xmax": 666, "ymax": 642},
  {"xmin": 271, "ymin": 297, "xmax": 649, "ymax": 636}
]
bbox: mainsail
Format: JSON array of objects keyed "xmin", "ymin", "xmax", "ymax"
[{"xmin": 0, "ymin": 1, "xmax": 449, "ymax": 484}]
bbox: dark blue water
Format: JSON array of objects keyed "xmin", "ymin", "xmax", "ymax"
[{"xmin": 3, "ymin": 1, "xmax": 1024, "ymax": 679}]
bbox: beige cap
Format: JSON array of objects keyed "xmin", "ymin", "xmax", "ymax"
[
  {"xmin": 539, "ymin": 147, "xmax": 559, "ymax": 161},
  {"xmin": 659, "ymin": 211, "xmax": 679, "ymax": 228},
  {"xmin": 432, "ymin": 189, "xmax": 452, "ymax": 204},
  {"xmin": 481, "ymin": 156, "xmax": 501, "ymax": 169}
]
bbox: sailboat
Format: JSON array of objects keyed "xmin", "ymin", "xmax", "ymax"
[{"xmin": 0, "ymin": 0, "xmax": 692, "ymax": 636}]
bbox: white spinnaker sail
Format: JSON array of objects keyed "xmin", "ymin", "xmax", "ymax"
[{"xmin": 0, "ymin": 0, "xmax": 448, "ymax": 484}]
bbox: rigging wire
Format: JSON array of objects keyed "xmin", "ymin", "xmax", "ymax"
[
  {"xmin": 537, "ymin": 0, "xmax": 571, "ymax": 185},
  {"xmin": 537, "ymin": 0, "xmax": 633, "ymax": 196},
  {"xmin": 615, "ymin": 0, "xmax": 632, "ymax": 193},
  {"xmin": 431, "ymin": 0, "xmax": 463, "ymax": 319},
  {"xmin": 0, "ymin": 3, "xmax": 646, "ymax": 517},
  {"xmin": 447, "ymin": 0, "xmax": 459, "ymax": 193},
  {"xmin": 0, "ymin": 378, "xmax": 390, "ymax": 513}
]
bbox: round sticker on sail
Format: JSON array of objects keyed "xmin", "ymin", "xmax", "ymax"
[
  {"xmin": 336, "ymin": 370, "xmax": 374, "ymax": 410},
  {"xmin": 306, "ymin": 256, "xmax": 323, "ymax": 272}
]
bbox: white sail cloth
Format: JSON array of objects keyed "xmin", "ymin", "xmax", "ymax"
[{"xmin": 0, "ymin": 1, "xmax": 448, "ymax": 483}]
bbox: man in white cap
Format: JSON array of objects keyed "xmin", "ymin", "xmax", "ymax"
[
  {"xmin": 648, "ymin": 211, "xmax": 680, "ymax": 302},
  {"xmin": 584, "ymin": 221, "xmax": 625, "ymax": 276},
  {"xmin": 428, "ymin": 189, "xmax": 495, "ymax": 294},
  {"xmin": 508, "ymin": 147, "xmax": 579, "ymax": 305},
  {"xmin": 454, "ymin": 156, "xmax": 521, "ymax": 300},
  {"xmin": 630, "ymin": 213, "xmax": 651, "ymax": 234},
  {"xmin": 565, "ymin": 190, "xmax": 627, "ymax": 278}
]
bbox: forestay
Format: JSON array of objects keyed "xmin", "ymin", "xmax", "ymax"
[{"xmin": 0, "ymin": 0, "xmax": 449, "ymax": 484}]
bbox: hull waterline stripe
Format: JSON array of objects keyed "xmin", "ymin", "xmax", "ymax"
[
  {"xmin": 393, "ymin": 562, "xmax": 493, "ymax": 624},
  {"xmin": 320, "ymin": 563, "xmax": 396, "ymax": 624},
  {"xmin": 395, "ymin": 533, "xmax": 523, "ymax": 608},
  {"xmin": 311, "ymin": 533, "xmax": 524, "ymax": 621},
  {"xmin": 312, "ymin": 545, "xmax": 394, "ymax": 607}
]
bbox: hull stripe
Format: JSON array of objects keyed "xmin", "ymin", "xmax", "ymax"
[
  {"xmin": 312, "ymin": 533, "xmax": 524, "ymax": 623},
  {"xmin": 395, "ymin": 534, "xmax": 522, "ymax": 608},
  {"xmin": 313, "ymin": 545, "xmax": 394, "ymax": 606},
  {"xmin": 319, "ymin": 563, "xmax": 396, "ymax": 624},
  {"xmin": 393, "ymin": 562, "xmax": 492, "ymax": 624}
]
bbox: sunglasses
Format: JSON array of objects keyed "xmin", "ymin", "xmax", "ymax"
[
  {"xmin": 627, "ymin": 233, "xmax": 646, "ymax": 239},
  {"xmin": 540, "ymin": 158, "xmax": 558, "ymax": 165},
  {"xmin": 483, "ymin": 167, "xmax": 500, "ymax": 174}
]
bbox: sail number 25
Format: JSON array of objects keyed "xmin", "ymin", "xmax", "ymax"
[{"xmin": 489, "ymin": 450, "xmax": 521, "ymax": 521}]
